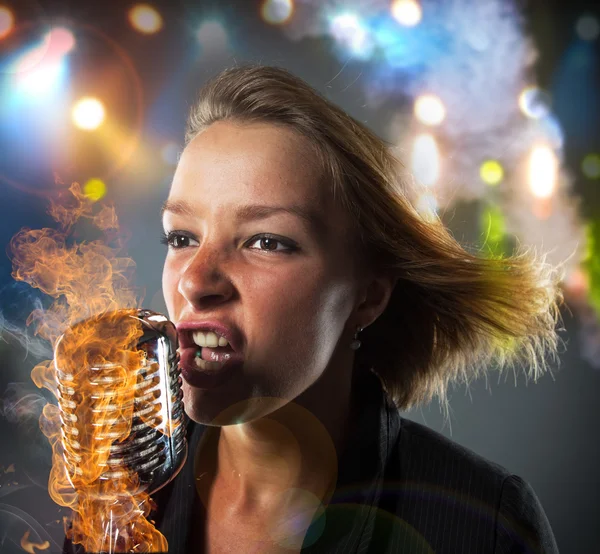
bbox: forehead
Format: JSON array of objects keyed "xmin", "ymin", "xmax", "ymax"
[{"xmin": 171, "ymin": 120, "xmax": 325, "ymax": 206}]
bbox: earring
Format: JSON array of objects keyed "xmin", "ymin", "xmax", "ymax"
[{"xmin": 350, "ymin": 325, "xmax": 364, "ymax": 350}]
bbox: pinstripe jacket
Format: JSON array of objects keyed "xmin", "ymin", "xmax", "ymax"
[
  {"xmin": 148, "ymin": 368, "xmax": 559, "ymax": 554},
  {"xmin": 63, "ymin": 368, "xmax": 559, "ymax": 553}
]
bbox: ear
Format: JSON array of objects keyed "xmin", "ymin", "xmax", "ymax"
[{"xmin": 353, "ymin": 272, "xmax": 399, "ymax": 330}]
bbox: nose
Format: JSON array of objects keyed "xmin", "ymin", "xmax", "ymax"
[{"xmin": 177, "ymin": 248, "xmax": 234, "ymax": 310}]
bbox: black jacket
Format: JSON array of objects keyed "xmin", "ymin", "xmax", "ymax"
[{"xmin": 65, "ymin": 368, "xmax": 559, "ymax": 553}]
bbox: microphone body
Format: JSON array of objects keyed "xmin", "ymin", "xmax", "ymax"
[{"xmin": 54, "ymin": 308, "xmax": 187, "ymax": 552}]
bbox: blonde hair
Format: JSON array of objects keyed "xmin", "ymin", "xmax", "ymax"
[{"xmin": 185, "ymin": 64, "xmax": 565, "ymax": 415}]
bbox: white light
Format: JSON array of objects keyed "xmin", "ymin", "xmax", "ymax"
[
  {"xmin": 261, "ymin": 0, "xmax": 294, "ymax": 25},
  {"xmin": 414, "ymin": 94, "xmax": 446, "ymax": 126},
  {"xmin": 72, "ymin": 97, "xmax": 106, "ymax": 131},
  {"xmin": 391, "ymin": 0, "xmax": 422, "ymax": 27},
  {"xmin": 575, "ymin": 15, "xmax": 600, "ymax": 41},
  {"xmin": 412, "ymin": 133, "xmax": 440, "ymax": 187},
  {"xmin": 528, "ymin": 145, "xmax": 557, "ymax": 199},
  {"xmin": 15, "ymin": 59, "xmax": 63, "ymax": 97},
  {"xmin": 330, "ymin": 13, "xmax": 373, "ymax": 57}
]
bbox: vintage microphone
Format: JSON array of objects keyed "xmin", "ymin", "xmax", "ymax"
[{"xmin": 54, "ymin": 308, "xmax": 187, "ymax": 553}]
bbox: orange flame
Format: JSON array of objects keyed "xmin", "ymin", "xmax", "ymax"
[
  {"xmin": 10, "ymin": 183, "xmax": 169, "ymax": 552},
  {"xmin": 20, "ymin": 530, "xmax": 50, "ymax": 553}
]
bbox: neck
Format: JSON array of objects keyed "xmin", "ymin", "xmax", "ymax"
[{"xmin": 212, "ymin": 359, "xmax": 359, "ymax": 518}]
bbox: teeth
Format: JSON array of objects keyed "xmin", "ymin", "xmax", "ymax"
[
  {"xmin": 192, "ymin": 331, "xmax": 230, "ymax": 348},
  {"xmin": 194, "ymin": 357, "xmax": 225, "ymax": 370}
]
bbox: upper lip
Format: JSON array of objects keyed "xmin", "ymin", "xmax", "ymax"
[{"xmin": 176, "ymin": 320, "xmax": 244, "ymax": 353}]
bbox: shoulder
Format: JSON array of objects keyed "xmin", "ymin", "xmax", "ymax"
[
  {"xmin": 396, "ymin": 416, "xmax": 511, "ymax": 484},
  {"xmin": 379, "ymin": 416, "xmax": 559, "ymax": 553}
]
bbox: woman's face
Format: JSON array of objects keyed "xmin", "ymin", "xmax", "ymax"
[{"xmin": 162, "ymin": 120, "xmax": 365, "ymax": 425}]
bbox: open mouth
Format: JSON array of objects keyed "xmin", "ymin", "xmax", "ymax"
[{"xmin": 177, "ymin": 328, "xmax": 244, "ymax": 378}]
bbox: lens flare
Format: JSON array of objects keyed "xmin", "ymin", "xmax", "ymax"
[
  {"xmin": 0, "ymin": 5, "xmax": 14, "ymax": 40},
  {"xmin": 582, "ymin": 153, "xmax": 600, "ymax": 180},
  {"xmin": 518, "ymin": 86, "xmax": 550, "ymax": 119},
  {"xmin": 261, "ymin": 0, "xmax": 294, "ymax": 25},
  {"xmin": 391, "ymin": 0, "xmax": 422, "ymax": 27},
  {"xmin": 528, "ymin": 145, "xmax": 557, "ymax": 199},
  {"xmin": 72, "ymin": 97, "xmax": 105, "ymax": 131},
  {"xmin": 83, "ymin": 178, "xmax": 107, "ymax": 202},
  {"xmin": 128, "ymin": 4, "xmax": 163, "ymax": 34},
  {"xmin": 411, "ymin": 133, "xmax": 440, "ymax": 187},
  {"xmin": 414, "ymin": 94, "xmax": 446, "ymax": 126},
  {"xmin": 480, "ymin": 160, "xmax": 504, "ymax": 185}
]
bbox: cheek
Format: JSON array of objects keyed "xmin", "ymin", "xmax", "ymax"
[{"xmin": 161, "ymin": 257, "xmax": 178, "ymax": 314}]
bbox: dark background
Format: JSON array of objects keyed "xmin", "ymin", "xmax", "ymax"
[{"xmin": 1, "ymin": 1, "xmax": 599, "ymax": 552}]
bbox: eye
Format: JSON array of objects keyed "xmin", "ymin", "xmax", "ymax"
[
  {"xmin": 246, "ymin": 234, "xmax": 298, "ymax": 254},
  {"xmin": 161, "ymin": 231, "xmax": 199, "ymax": 249}
]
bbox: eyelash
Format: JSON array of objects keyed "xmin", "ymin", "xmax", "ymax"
[{"xmin": 160, "ymin": 231, "xmax": 298, "ymax": 255}]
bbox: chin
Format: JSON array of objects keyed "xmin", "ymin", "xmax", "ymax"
[{"xmin": 182, "ymin": 381, "xmax": 292, "ymax": 426}]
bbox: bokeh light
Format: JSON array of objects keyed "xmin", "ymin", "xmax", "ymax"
[
  {"xmin": 391, "ymin": 0, "xmax": 422, "ymax": 27},
  {"xmin": 72, "ymin": 97, "xmax": 106, "ymax": 130},
  {"xmin": 83, "ymin": 178, "xmax": 107, "ymax": 202},
  {"xmin": 575, "ymin": 14, "xmax": 600, "ymax": 41},
  {"xmin": 0, "ymin": 5, "xmax": 14, "ymax": 40},
  {"xmin": 414, "ymin": 94, "xmax": 446, "ymax": 126},
  {"xmin": 480, "ymin": 160, "xmax": 504, "ymax": 185},
  {"xmin": 518, "ymin": 86, "xmax": 551, "ymax": 119},
  {"xmin": 48, "ymin": 27, "xmax": 76, "ymax": 55},
  {"xmin": 329, "ymin": 13, "xmax": 374, "ymax": 58},
  {"xmin": 261, "ymin": 0, "xmax": 294, "ymax": 25},
  {"xmin": 582, "ymin": 153, "xmax": 600, "ymax": 180},
  {"xmin": 197, "ymin": 20, "xmax": 229, "ymax": 51},
  {"xmin": 412, "ymin": 133, "xmax": 440, "ymax": 186},
  {"xmin": 528, "ymin": 145, "xmax": 558, "ymax": 199},
  {"xmin": 128, "ymin": 4, "xmax": 163, "ymax": 34}
]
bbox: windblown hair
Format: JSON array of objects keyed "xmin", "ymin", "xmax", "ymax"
[{"xmin": 185, "ymin": 64, "xmax": 565, "ymax": 415}]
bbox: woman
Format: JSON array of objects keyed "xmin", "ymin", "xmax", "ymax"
[{"xmin": 152, "ymin": 64, "xmax": 562, "ymax": 553}]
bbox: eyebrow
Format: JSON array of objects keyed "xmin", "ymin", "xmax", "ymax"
[{"xmin": 161, "ymin": 200, "xmax": 327, "ymax": 237}]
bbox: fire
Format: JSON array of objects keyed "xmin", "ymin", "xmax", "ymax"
[
  {"xmin": 10, "ymin": 183, "xmax": 171, "ymax": 552},
  {"xmin": 20, "ymin": 530, "xmax": 50, "ymax": 553}
]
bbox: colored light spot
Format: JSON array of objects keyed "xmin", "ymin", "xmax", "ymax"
[
  {"xmin": 582, "ymin": 154, "xmax": 600, "ymax": 180},
  {"xmin": 0, "ymin": 5, "xmax": 14, "ymax": 39},
  {"xmin": 72, "ymin": 97, "xmax": 105, "ymax": 131},
  {"xmin": 83, "ymin": 178, "xmax": 107, "ymax": 202},
  {"xmin": 129, "ymin": 4, "xmax": 163, "ymax": 34},
  {"xmin": 414, "ymin": 94, "xmax": 446, "ymax": 126},
  {"xmin": 480, "ymin": 160, "xmax": 504, "ymax": 185},
  {"xmin": 260, "ymin": 0, "xmax": 294, "ymax": 25},
  {"xmin": 391, "ymin": 0, "xmax": 422, "ymax": 27}
]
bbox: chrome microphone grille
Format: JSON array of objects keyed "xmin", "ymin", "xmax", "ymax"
[{"xmin": 54, "ymin": 308, "xmax": 187, "ymax": 495}]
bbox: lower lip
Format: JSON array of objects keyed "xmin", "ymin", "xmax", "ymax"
[{"xmin": 178, "ymin": 347, "xmax": 243, "ymax": 389}]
